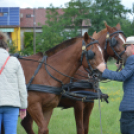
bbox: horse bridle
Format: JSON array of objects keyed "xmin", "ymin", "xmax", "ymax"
[
  {"xmin": 81, "ymin": 38, "xmax": 100, "ymax": 76},
  {"xmin": 104, "ymin": 30, "xmax": 126, "ymax": 64}
]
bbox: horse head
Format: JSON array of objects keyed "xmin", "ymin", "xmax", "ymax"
[
  {"xmin": 81, "ymin": 32, "xmax": 105, "ymax": 79},
  {"xmin": 104, "ymin": 22, "xmax": 127, "ymax": 64}
]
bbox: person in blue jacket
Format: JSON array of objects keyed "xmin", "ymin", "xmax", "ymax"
[{"xmin": 97, "ymin": 36, "xmax": 134, "ymax": 134}]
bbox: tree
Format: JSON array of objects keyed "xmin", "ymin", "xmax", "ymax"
[
  {"xmin": 63, "ymin": 0, "xmax": 92, "ymax": 36},
  {"xmin": 88, "ymin": 0, "xmax": 131, "ymax": 35},
  {"xmin": 19, "ymin": 32, "xmax": 34, "ymax": 55},
  {"xmin": 36, "ymin": 25, "xmax": 64, "ymax": 53},
  {"xmin": 120, "ymin": 19, "xmax": 133, "ymax": 36},
  {"xmin": 118, "ymin": 2, "xmax": 134, "ymax": 37},
  {"xmin": 36, "ymin": 1, "xmax": 93, "ymax": 53},
  {"xmin": 36, "ymin": 4, "xmax": 67, "ymax": 53}
]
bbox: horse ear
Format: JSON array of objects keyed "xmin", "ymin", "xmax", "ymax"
[
  {"xmin": 84, "ymin": 32, "xmax": 89, "ymax": 42},
  {"xmin": 92, "ymin": 31, "xmax": 97, "ymax": 37},
  {"xmin": 104, "ymin": 21, "xmax": 107, "ymax": 27},
  {"xmin": 105, "ymin": 23, "xmax": 112, "ymax": 33},
  {"xmin": 116, "ymin": 23, "xmax": 121, "ymax": 30}
]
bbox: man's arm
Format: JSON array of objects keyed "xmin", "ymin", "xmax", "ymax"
[
  {"xmin": 97, "ymin": 60, "xmax": 134, "ymax": 82},
  {"xmin": 102, "ymin": 64, "xmax": 134, "ymax": 81}
]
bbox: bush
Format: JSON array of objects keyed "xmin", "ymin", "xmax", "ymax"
[{"xmin": 7, "ymin": 40, "xmax": 18, "ymax": 54}]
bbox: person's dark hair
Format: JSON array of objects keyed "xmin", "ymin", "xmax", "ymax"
[{"xmin": 0, "ymin": 31, "xmax": 8, "ymax": 49}]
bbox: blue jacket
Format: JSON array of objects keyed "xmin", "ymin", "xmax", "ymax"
[{"xmin": 102, "ymin": 55, "xmax": 134, "ymax": 111}]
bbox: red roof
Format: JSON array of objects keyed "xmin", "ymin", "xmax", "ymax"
[{"xmin": 20, "ymin": 8, "xmax": 90, "ymax": 28}]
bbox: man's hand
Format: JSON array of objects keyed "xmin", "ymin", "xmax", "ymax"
[
  {"xmin": 19, "ymin": 110, "xmax": 26, "ymax": 119},
  {"xmin": 97, "ymin": 63, "xmax": 106, "ymax": 72}
]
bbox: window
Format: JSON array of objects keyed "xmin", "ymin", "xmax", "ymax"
[{"xmin": 26, "ymin": 14, "xmax": 31, "ymax": 18}]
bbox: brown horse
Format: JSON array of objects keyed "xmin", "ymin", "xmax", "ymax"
[
  {"xmin": 18, "ymin": 33, "xmax": 104, "ymax": 134},
  {"xmin": 57, "ymin": 23, "xmax": 126, "ymax": 134},
  {"xmin": 94, "ymin": 22, "xmax": 126, "ymax": 63}
]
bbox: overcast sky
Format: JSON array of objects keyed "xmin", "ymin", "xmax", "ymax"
[{"xmin": 0, "ymin": 0, "xmax": 134, "ymax": 19}]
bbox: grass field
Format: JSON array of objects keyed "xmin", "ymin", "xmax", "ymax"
[{"xmin": 17, "ymin": 61, "xmax": 123, "ymax": 134}]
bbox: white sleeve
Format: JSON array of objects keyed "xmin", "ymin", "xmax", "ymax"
[{"xmin": 17, "ymin": 62, "xmax": 28, "ymax": 109}]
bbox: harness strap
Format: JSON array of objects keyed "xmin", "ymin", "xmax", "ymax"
[
  {"xmin": 44, "ymin": 56, "xmax": 64, "ymax": 85},
  {"xmin": 27, "ymin": 84, "xmax": 62, "ymax": 95},
  {"xmin": 0, "ymin": 56, "xmax": 10, "ymax": 75},
  {"xmin": 27, "ymin": 56, "xmax": 46, "ymax": 89},
  {"xmin": 110, "ymin": 30, "xmax": 126, "ymax": 37},
  {"xmin": 86, "ymin": 40, "xmax": 99, "ymax": 48},
  {"xmin": 116, "ymin": 50, "xmax": 125, "ymax": 64}
]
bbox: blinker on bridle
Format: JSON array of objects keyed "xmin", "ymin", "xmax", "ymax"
[
  {"xmin": 104, "ymin": 30, "xmax": 126, "ymax": 64},
  {"xmin": 81, "ymin": 38, "xmax": 99, "ymax": 76}
]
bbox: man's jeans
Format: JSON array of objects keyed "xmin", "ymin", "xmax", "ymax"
[
  {"xmin": 0, "ymin": 106, "xmax": 19, "ymax": 134},
  {"xmin": 120, "ymin": 111, "xmax": 134, "ymax": 134}
]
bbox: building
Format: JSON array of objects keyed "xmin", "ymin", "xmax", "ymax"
[
  {"xmin": 20, "ymin": 8, "xmax": 91, "ymax": 49},
  {"xmin": 0, "ymin": 7, "xmax": 91, "ymax": 51},
  {"xmin": 0, "ymin": 7, "xmax": 21, "ymax": 51}
]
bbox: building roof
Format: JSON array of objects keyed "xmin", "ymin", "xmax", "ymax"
[{"xmin": 20, "ymin": 8, "xmax": 90, "ymax": 28}]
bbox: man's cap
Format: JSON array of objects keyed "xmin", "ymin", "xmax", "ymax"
[{"xmin": 124, "ymin": 36, "xmax": 134, "ymax": 46}]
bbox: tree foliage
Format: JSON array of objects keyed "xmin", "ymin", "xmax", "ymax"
[
  {"xmin": 20, "ymin": 32, "xmax": 34, "ymax": 55},
  {"xmin": 35, "ymin": 5, "xmax": 66, "ymax": 53},
  {"xmin": 63, "ymin": 0, "xmax": 92, "ymax": 36},
  {"xmin": 88, "ymin": 0, "xmax": 131, "ymax": 34}
]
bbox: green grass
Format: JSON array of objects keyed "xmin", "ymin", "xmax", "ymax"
[{"xmin": 17, "ymin": 60, "xmax": 123, "ymax": 134}]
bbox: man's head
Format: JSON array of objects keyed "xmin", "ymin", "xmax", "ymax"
[{"xmin": 123, "ymin": 36, "xmax": 134, "ymax": 57}]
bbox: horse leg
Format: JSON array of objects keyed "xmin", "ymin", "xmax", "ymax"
[
  {"xmin": 21, "ymin": 112, "xmax": 34, "ymax": 134},
  {"xmin": 74, "ymin": 101, "xmax": 84, "ymax": 134},
  {"xmin": 27, "ymin": 103, "xmax": 53, "ymax": 134},
  {"xmin": 83, "ymin": 102, "xmax": 94, "ymax": 134}
]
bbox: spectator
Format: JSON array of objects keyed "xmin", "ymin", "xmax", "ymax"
[{"xmin": 0, "ymin": 31, "xmax": 28, "ymax": 134}]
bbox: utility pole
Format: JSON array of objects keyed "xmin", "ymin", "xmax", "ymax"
[{"xmin": 33, "ymin": 8, "xmax": 36, "ymax": 54}]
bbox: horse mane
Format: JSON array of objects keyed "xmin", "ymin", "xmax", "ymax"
[
  {"xmin": 45, "ymin": 37, "xmax": 81, "ymax": 57},
  {"xmin": 93, "ymin": 28, "xmax": 107, "ymax": 39},
  {"xmin": 93, "ymin": 26, "xmax": 119, "ymax": 40}
]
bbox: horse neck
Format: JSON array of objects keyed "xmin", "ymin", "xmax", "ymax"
[
  {"xmin": 74, "ymin": 66, "xmax": 88, "ymax": 80},
  {"xmin": 46, "ymin": 39, "xmax": 82, "ymax": 85}
]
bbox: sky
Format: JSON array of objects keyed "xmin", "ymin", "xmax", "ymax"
[{"xmin": 0, "ymin": 0, "xmax": 134, "ymax": 20}]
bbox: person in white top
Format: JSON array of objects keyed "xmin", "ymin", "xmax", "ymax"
[{"xmin": 0, "ymin": 32, "xmax": 28, "ymax": 134}]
